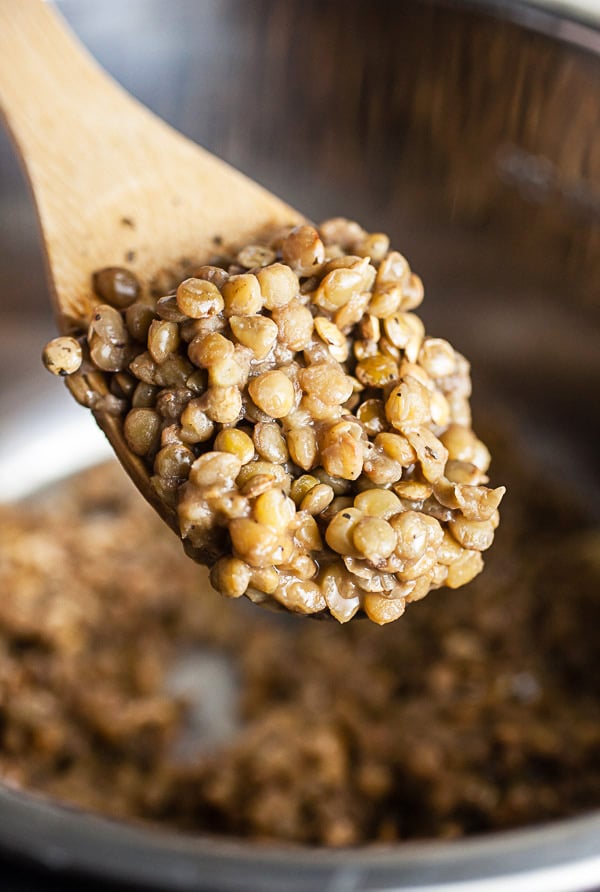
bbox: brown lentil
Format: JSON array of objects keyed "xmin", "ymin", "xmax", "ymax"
[
  {"xmin": 280, "ymin": 224, "xmax": 325, "ymax": 275},
  {"xmin": 253, "ymin": 422, "xmax": 288, "ymax": 464},
  {"xmin": 147, "ymin": 320, "xmax": 180, "ymax": 364},
  {"xmin": 353, "ymin": 516, "xmax": 397, "ymax": 561},
  {"xmin": 202, "ymin": 386, "xmax": 242, "ymax": 424},
  {"xmin": 237, "ymin": 244, "xmax": 276, "ymax": 269},
  {"xmin": 214, "ymin": 428, "xmax": 255, "ymax": 465},
  {"xmin": 123, "ymin": 407, "xmax": 162, "ymax": 456},
  {"xmin": 176, "ymin": 278, "xmax": 224, "ymax": 318},
  {"xmin": 126, "ymin": 300, "xmax": 156, "ymax": 342},
  {"xmin": 92, "ymin": 266, "xmax": 140, "ymax": 308},
  {"xmin": 192, "ymin": 264, "xmax": 230, "ymax": 290},
  {"xmin": 256, "ymin": 262, "xmax": 299, "ymax": 309},
  {"xmin": 287, "ymin": 428, "xmax": 318, "ymax": 471},
  {"xmin": 248, "ymin": 370, "xmax": 295, "ymax": 418},
  {"xmin": 89, "ymin": 337, "xmax": 128, "ymax": 374},
  {"xmin": 300, "ymin": 482, "xmax": 335, "ymax": 516},
  {"xmin": 155, "ymin": 294, "xmax": 187, "ymax": 323},
  {"xmin": 229, "ymin": 314, "xmax": 278, "ymax": 360},
  {"xmin": 42, "ymin": 336, "xmax": 83, "ymax": 376},
  {"xmin": 154, "ymin": 443, "xmax": 194, "ymax": 479},
  {"xmin": 314, "ymin": 316, "xmax": 349, "ymax": 362},
  {"xmin": 221, "ymin": 274, "xmax": 263, "ymax": 317},
  {"xmin": 271, "ymin": 300, "xmax": 314, "ymax": 350},
  {"xmin": 179, "ymin": 401, "xmax": 215, "ymax": 443}
]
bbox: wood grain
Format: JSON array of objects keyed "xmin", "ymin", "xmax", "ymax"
[
  {"xmin": 0, "ymin": 0, "xmax": 301, "ymax": 329},
  {"xmin": 0, "ymin": 0, "xmax": 302, "ymax": 540}
]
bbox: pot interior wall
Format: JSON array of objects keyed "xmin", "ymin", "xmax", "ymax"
[{"xmin": 1, "ymin": 0, "xmax": 599, "ymax": 499}]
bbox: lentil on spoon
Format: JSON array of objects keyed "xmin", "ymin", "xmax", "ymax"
[{"xmin": 43, "ymin": 218, "xmax": 505, "ymax": 623}]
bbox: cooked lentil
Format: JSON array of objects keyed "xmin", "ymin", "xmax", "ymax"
[
  {"xmin": 0, "ymin": 435, "xmax": 597, "ymax": 844},
  {"xmin": 92, "ymin": 266, "xmax": 140, "ymax": 308},
  {"xmin": 42, "ymin": 336, "xmax": 82, "ymax": 376},
  {"xmin": 44, "ymin": 219, "xmax": 506, "ymax": 621}
]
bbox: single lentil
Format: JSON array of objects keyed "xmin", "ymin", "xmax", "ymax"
[{"xmin": 42, "ymin": 336, "xmax": 83, "ymax": 376}]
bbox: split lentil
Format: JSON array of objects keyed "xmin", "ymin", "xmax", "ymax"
[{"xmin": 44, "ymin": 220, "xmax": 505, "ymax": 621}]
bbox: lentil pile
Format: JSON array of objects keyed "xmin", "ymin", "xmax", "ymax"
[
  {"xmin": 44, "ymin": 220, "xmax": 504, "ymax": 622},
  {"xmin": 0, "ymin": 427, "xmax": 598, "ymax": 844}
]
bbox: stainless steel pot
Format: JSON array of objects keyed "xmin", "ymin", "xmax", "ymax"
[{"xmin": 0, "ymin": 1, "xmax": 599, "ymax": 889}]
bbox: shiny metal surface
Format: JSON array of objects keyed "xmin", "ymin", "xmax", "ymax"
[
  {"xmin": 0, "ymin": 777, "xmax": 599, "ymax": 892},
  {"xmin": 0, "ymin": 1, "xmax": 599, "ymax": 889}
]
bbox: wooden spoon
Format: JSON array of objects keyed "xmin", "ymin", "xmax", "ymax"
[{"xmin": 0, "ymin": 0, "xmax": 302, "ymax": 535}]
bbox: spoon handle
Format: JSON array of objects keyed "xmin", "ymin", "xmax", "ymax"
[
  {"xmin": 0, "ymin": 0, "xmax": 299, "ymax": 326},
  {"xmin": 0, "ymin": 0, "xmax": 157, "ymax": 224},
  {"xmin": 0, "ymin": 0, "xmax": 178, "ymax": 321}
]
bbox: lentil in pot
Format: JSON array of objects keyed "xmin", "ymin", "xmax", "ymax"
[{"xmin": 0, "ymin": 423, "xmax": 597, "ymax": 844}]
